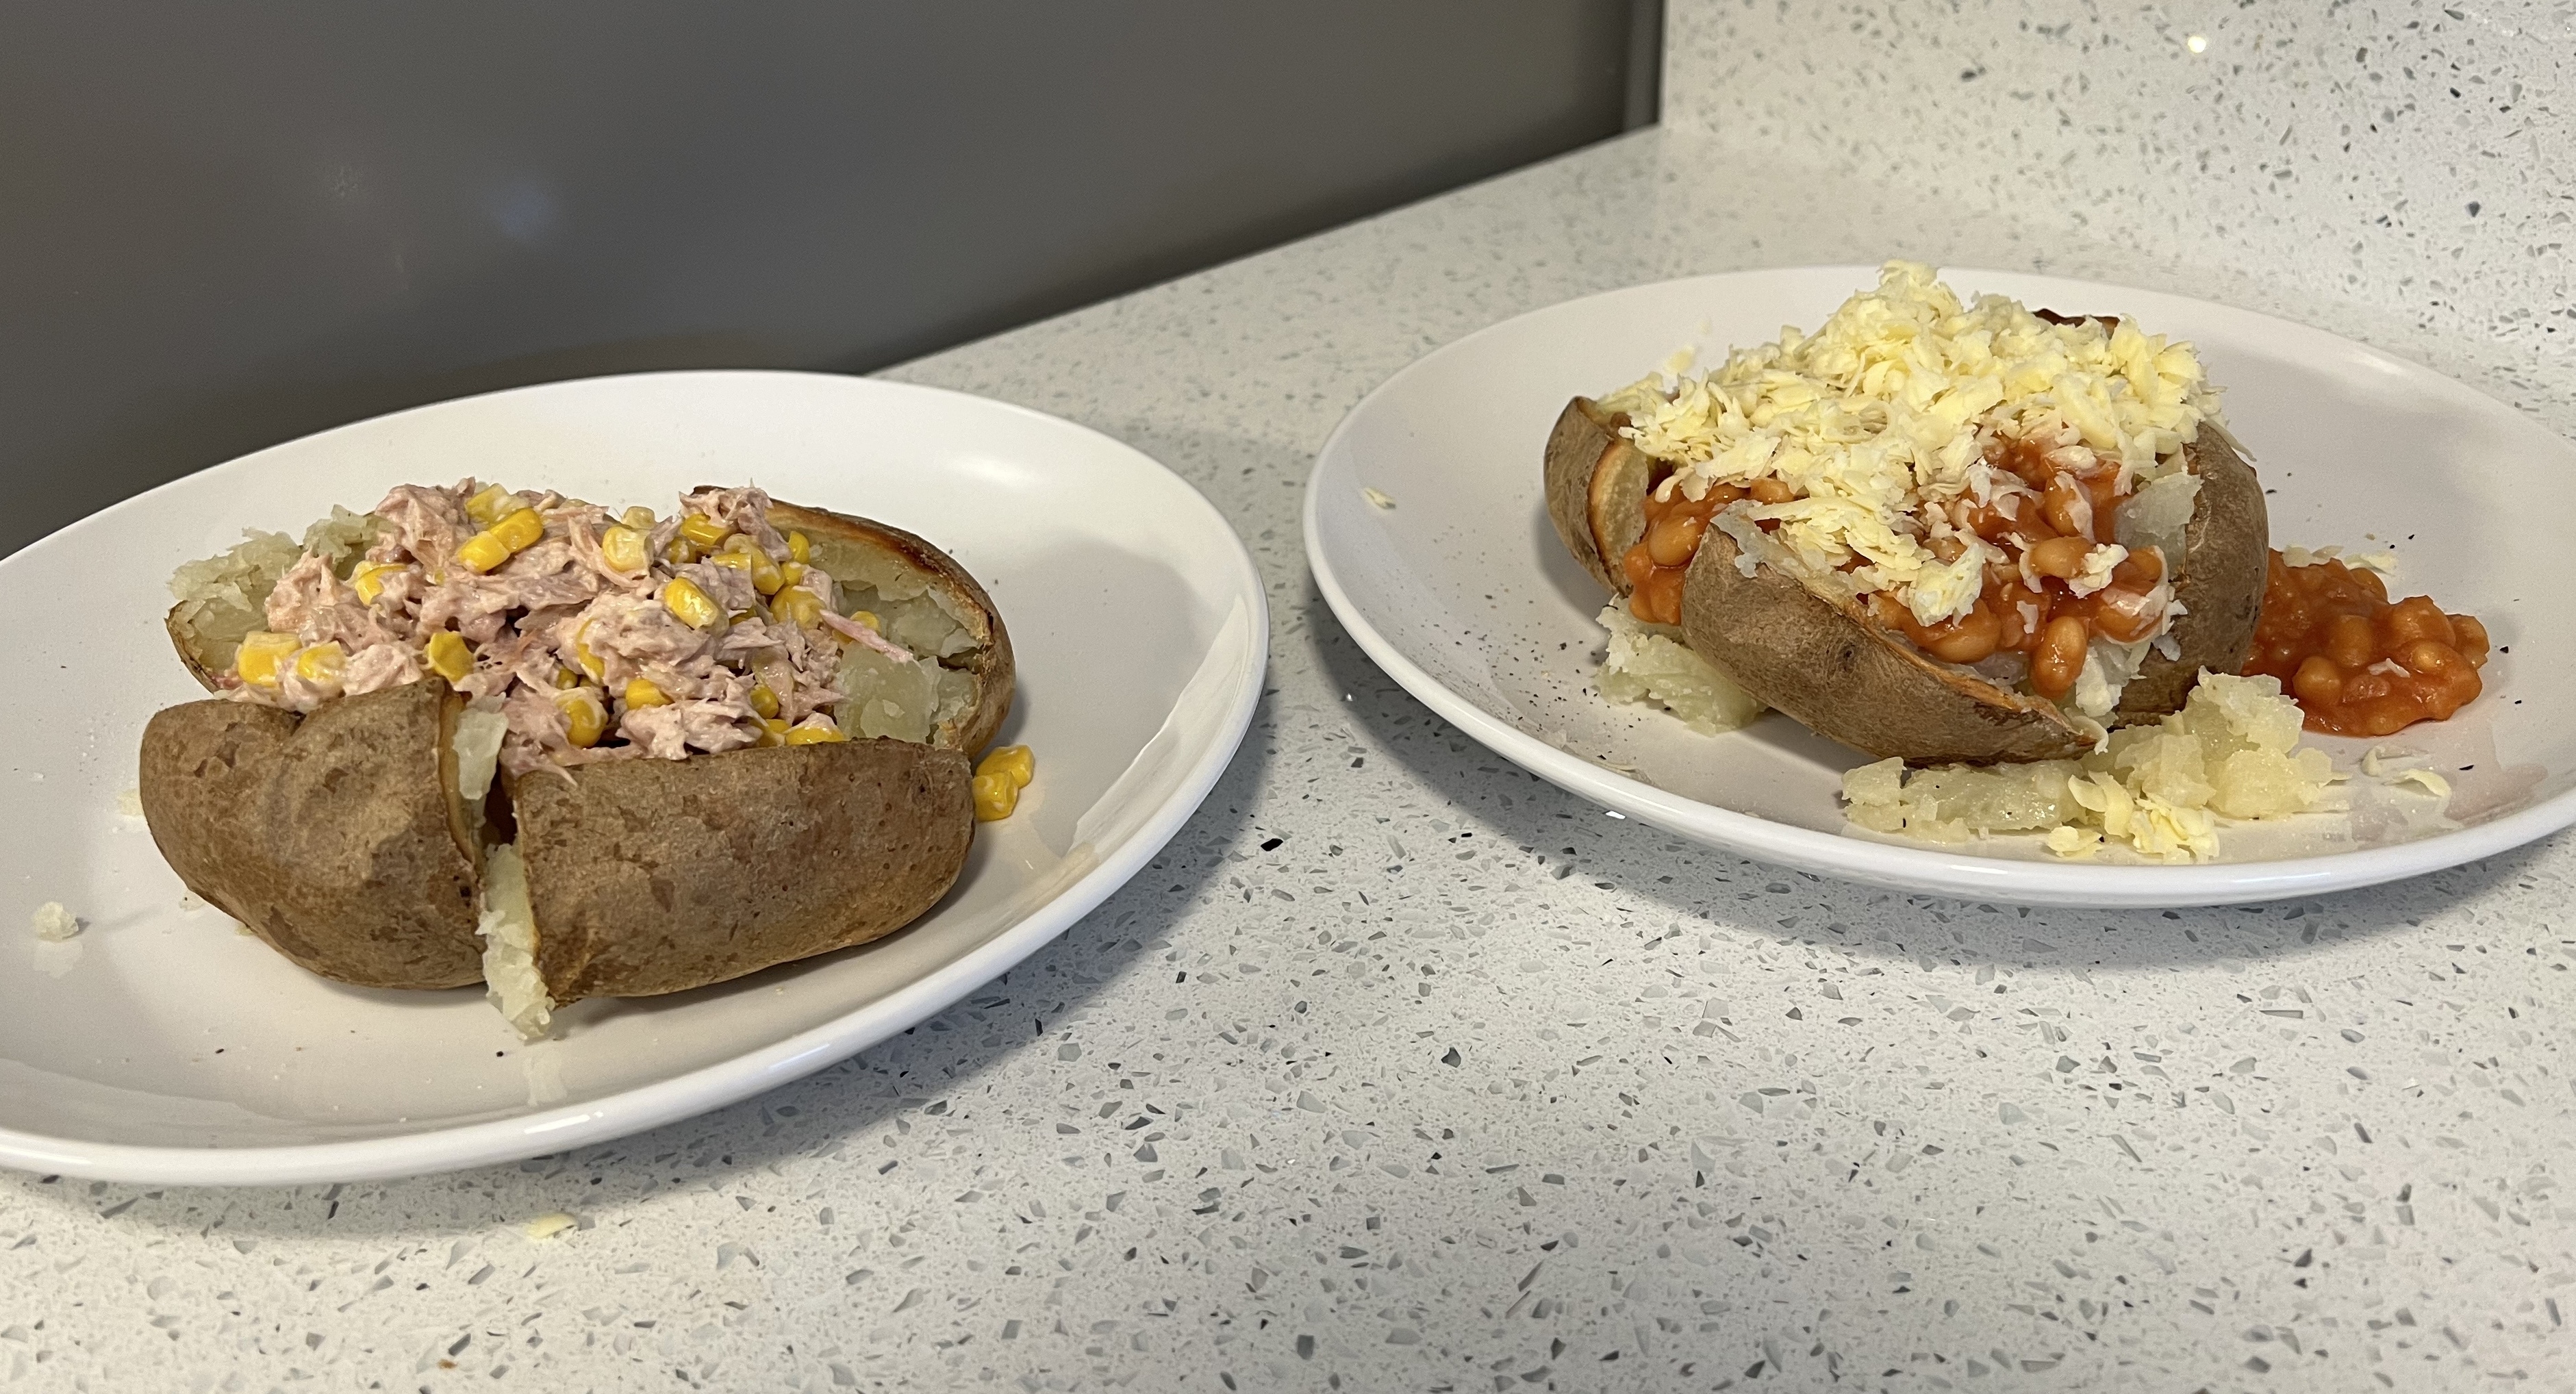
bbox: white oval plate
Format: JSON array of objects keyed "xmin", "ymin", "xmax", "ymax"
[
  {"xmin": 2, "ymin": 370, "xmax": 1265, "ymax": 1184},
  {"xmin": 1305, "ymin": 267, "xmax": 2574, "ymax": 907}
]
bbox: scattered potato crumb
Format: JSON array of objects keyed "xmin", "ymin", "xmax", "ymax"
[
  {"xmin": 116, "ymin": 789, "xmax": 144, "ymax": 818},
  {"xmin": 31, "ymin": 902, "xmax": 83, "ymax": 941},
  {"xmin": 519, "ymin": 1212, "xmax": 579, "ymax": 1241},
  {"xmin": 1361, "ymin": 487, "xmax": 1397, "ymax": 510}
]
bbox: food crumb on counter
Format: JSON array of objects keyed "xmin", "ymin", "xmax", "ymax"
[
  {"xmin": 31, "ymin": 902, "xmax": 83, "ymax": 941},
  {"xmin": 1361, "ymin": 486, "xmax": 1396, "ymax": 509},
  {"xmin": 115, "ymin": 788, "xmax": 144, "ymax": 818},
  {"xmin": 518, "ymin": 1212, "xmax": 579, "ymax": 1241}
]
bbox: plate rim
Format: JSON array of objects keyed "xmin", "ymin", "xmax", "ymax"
[
  {"xmin": 0, "ymin": 368, "xmax": 1270, "ymax": 1185},
  {"xmin": 1302, "ymin": 265, "xmax": 2575, "ymax": 909}
]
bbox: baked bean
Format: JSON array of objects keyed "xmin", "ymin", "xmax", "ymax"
[
  {"xmin": 1620, "ymin": 542, "xmax": 1658, "ymax": 591},
  {"xmin": 1912, "ymin": 603, "xmax": 2005, "ymax": 663},
  {"xmin": 2343, "ymin": 669, "xmax": 2392, "ymax": 704},
  {"xmin": 2324, "ymin": 612, "xmax": 2377, "ymax": 670},
  {"xmin": 1630, "ymin": 568, "xmax": 1684, "ymax": 626},
  {"xmin": 2381, "ymin": 595, "xmax": 2455, "ymax": 649},
  {"xmin": 2092, "ymin": 586, "xmax": 2162, "ymax": 643},
  {"xmin": 1645, "ymin": 511, "xmax": 1706, "ymax": 567},
  {"xmin": 2030, "ymin": 615, "xmax": 2090, "ymax": 700},
  {"xmin": 2027, "ymin": 535, "xmax": 2093, "ymax": 579},
  {"xmin": 1928, "ymin": 533, "xmax": 1967, "ymax": 563},
  {"xmin": 1747, "ymin": 477, "xmax": 1797, "ymax": 505},
  {"xmin": 2293, "ymin": 655, "xmax": 2345, "ymax": 707},
  {"xmin": 2453, "ymin": 614, "xmax": 2490, "ymax": 666},
  {"xmin": 2110, "ymin": 546, "xmax": 2164, "ymax": 590},
  {"xmin": 2394, "ymin": 639, "xmax": 2465, "ymax": 677},
  {"xmin": 2042, "ymin": 474, "xmax": 2095, "ymax": 540}
]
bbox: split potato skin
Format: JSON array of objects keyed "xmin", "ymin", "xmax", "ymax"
[
  {"xmin": 2111, "ymin": 426, "xmax": 2266, "ymax": 722},
  {"xmin": 1552, "ymin": 396, "xmax": 2269, "ymax": 762},
  {"xmin": 138, "ymin": 679, "xmax": 485, "ymax": 989},
  {"xmin": 1542, "ymin": 398, "xmax": 1655, "ymax": 597},
  {"xmin": 512, "ymin": 739, "xmax": 973, "ymax": 1002}
]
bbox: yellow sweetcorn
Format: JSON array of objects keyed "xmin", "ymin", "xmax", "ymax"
[
  {"xmin": 233, "ymin": 631, "xmax": 299, "ymax": 689},
  {"xmin": 661, "ymin": 576, "xmax": 723, "ymax": 629},
  {"xmin": 425, "ymin": 631, "xmax": 475, "ymax": 683},
  {"xmin": 490, "ymin": 507, "xmax": 544, "ymax": 553},
  {"xmin": 571, "ymin": 621, "xmax": 605, "ymax": 682},
  {"xmin": 778, "ymin": 561, "xmax": 807, "ymax": 588},
  {"xmin": 553, "ymin": 687, "xmax": 607, "ymax": 747},
  {"xmin": 770, "ymin": 589, "xmax": 822, "ymax": 626},
  {"xmin": 971, "ymin": 771, "xmax": 1018, "ymax": 821},
  {"xmin": 977, "ymin": 744, "xmax": 1035, "ymax": 790},
  {"xmin": 293, "ymin": 642, "xmax": 346, "ymax": 686},
  {"xmin": 623, "ymin": 676, "xmax": 670, "ymax": 708},
  {"xmin": 553, "ymin": 667, "xmax": 581, "ymax": 689},
  {"xmin": 749, "ymin": 552, "xmax": 784, "ymax": 596},
  {"xmin": 620, "ymin": 505, "xmax": 657, "ymax": 531},
  {"xmin": 456, "ymin": 530, "xmax": 512, "ymax": 574},
  {"xmin": 850, "ymin": 609, "xmax": 881, "ymax": 632},
  {"xmin": 707, "ymin": 550, "xmax": 757, "ymax": 579},
  {"xmin": 753, "ymin": 716, "xmax": 790, "ymax": 748},
  {"xmin": 785, "ymin": 723, "xmax": 845, "ymax": 746},
  {"xmin": 664, "ymin": 537, "xmax": 702, "ymax": 566},
  {"xmin": 464, "ymin": 483, "xmax": 515, "ymax": 526},
  {"xmin": 748, "ymin": 684, "xmax": 780, "ymax": 719},
  {"xmin": 600, "ymin": 524, "xmax": 649, "ymax": 574},
  {"xmin": 351, "ymin": 560, "xmax": 400, "ymax": 605},
  {"xmin": 678, "ymin": 514, "xmax": 731, "ymax": 549},
  {"xmin": 786, "ymin": 531, "xmax": 811, "ymax": 563}
]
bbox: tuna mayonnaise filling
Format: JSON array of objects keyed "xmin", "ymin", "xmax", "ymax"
[{"xmin": 213, "ymin": 480, "xmax": 897, "ymax": 776}]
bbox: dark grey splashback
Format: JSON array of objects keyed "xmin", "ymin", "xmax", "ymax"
[{"xmin": 1, "ymin": 1, "xmax": 1650, "ymax": 554}]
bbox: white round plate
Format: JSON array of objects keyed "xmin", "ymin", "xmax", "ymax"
[
  {"xmin": 2, "ymin": 370, "xmax": 1265, "ymax": 1184},
  {"xmin": 1305, "ymin": 266, "xmax": 2573, "ymax": 907}
]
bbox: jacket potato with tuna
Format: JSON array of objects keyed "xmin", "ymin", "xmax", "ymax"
[
  {"xmin": 1546, "ymin": 263, "xmax": 2268, "ymax": 764},
  {"xmin": 139, "ymin": 481, "xmax": 1014, "ymax": 1035}
]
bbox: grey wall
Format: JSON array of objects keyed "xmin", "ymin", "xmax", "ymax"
[{"xmin": 1, "ymin": 1, "xmax": 1653, "ymax": 555}]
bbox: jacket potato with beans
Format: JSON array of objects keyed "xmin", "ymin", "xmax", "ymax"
[
  {"xmin": 1547, "ymin": 262, "xmax": 2269, "ymax": 765},
  {"xmin": 139, "ymin": 481, "xmax": 1015, "ymax": 1036}
]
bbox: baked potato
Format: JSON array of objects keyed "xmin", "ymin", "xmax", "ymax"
[
  {"xmin": 1547, "ymin": 262, "xmax": 2267, "ymax": 763},
  {"xmin": 139, "ymin": 481, "xmax": 1016, "ymax": 1031}
]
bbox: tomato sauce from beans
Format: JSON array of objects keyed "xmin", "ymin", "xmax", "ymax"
[{"xmin": 2241, "ymin": 551, "xmax": 2488, "ymax": 737}]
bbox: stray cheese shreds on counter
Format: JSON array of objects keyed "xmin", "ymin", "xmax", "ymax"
[
  {"xmin": 519, "ymin": 1212, "xmax": 579, "ymax": 1241},
  {"xmin": 1841, "ymin": 672, "xmax": 2340, "ymax": 863},
  {"xmin": 1595, "ymin": 260, "xmax": 2221, "ymax": 630}
]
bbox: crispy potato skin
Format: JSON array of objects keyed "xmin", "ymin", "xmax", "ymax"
[
  {"xmin": 1678, "ymin": 524, "xmax": 2095, "ymax": 762},
  {"xmin": 138, "ymin": 681, "xmax": 485, "ymax": 989},
  {"xmin": 512, "ymin": 739, "xmax": 973, "ymax": 1002},
  {"xmin": 761, "ymin": 498, "xmax": 1016, "ymax": 756},
  {"xmin": 1542, "ymin": 398, "xmax": 1656, "ymax": 596},
  {"xmin": 2114, "ymin": 427, "xmax": 2267, "ymax": 722}
]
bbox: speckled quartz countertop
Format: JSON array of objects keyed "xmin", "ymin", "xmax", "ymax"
[{"xmin": 10, "ymin": 5, "xmax": 2576, "ymax": 1389}]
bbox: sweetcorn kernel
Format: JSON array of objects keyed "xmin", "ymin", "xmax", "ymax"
[
  {"xmin": 770, "ymin": 590, "xmax": 823, "ymax": 626},
  {"xmin": 599, "ymin": 524, "xmax": 649, "ymax": 574},
  {"xmin": 233, "ymin": 631, "xmax": 299, "ymax": 688},
  {"xmin": 661, "ymin": 576, "xmax": 723, "ymax": 629},
  {"xmin": 456, "ymin": 531, "xmax": 512, "ymax": 574},
  {"xmin": 425, "ymin": 631, "xmax": 475, "ymax": 683},
  {"xmin": 293, "ymin": 642, "xmax": 347, "ymax": 685},
  {"xmin": 784, "ymin": 723, "xmax": 846, "ymax": 746},
  {"xmin": 972, "ymin": 772, "xmax": 1018, "ymax": 821},
  {"xmin": 623, "ymin": 676, "xmax": 670, "ymax": 709},
  {"xmin": 976, "ymin": 744, "xmax": 1034, "ymax": 790},
  {"xmin": 785, "ymin": 531, "xmax": 811, "ymax": 563},
  {"xmin": 490, "ymin": 507, "xmax": 545, "ymax": 553},
  {"xmin": 553, "ymin": 687, "xmax": 607, "ymax": 747},
  {"xmin": 748, "ymin": 684, "xmax": 780, "ymax": 719},
  {"xmin": 464, "ymin": 483, "xmax": 515, "ymax": 525},
  {"xmin": 620, "ymin": 505, "xmax": 657, "ymax": 531},
  {"xmin": 351, "ymin": 561, "xmax": 400, "ymax": 605},
  {"xmin": 678, "ymin": 514, "xmax": 731, "ymax": 548}
]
